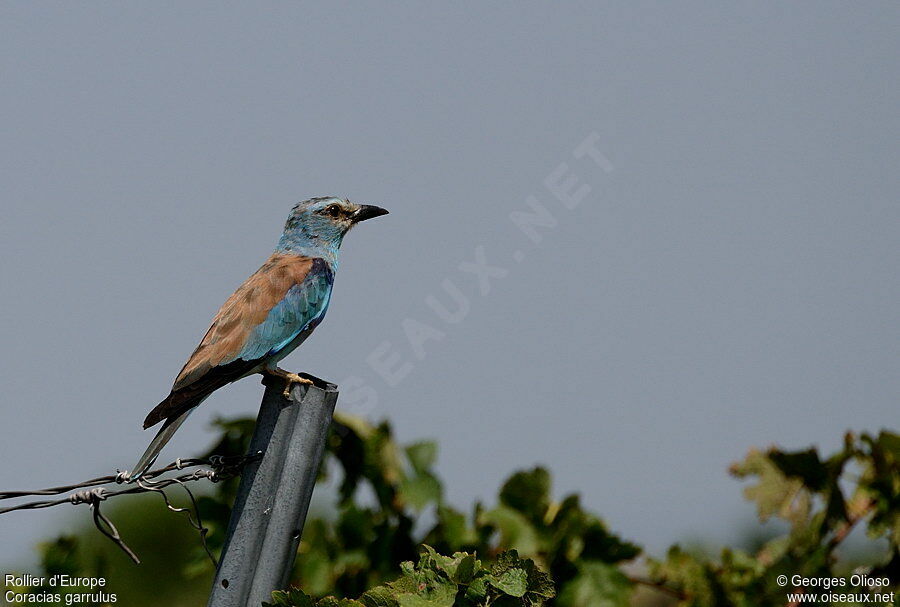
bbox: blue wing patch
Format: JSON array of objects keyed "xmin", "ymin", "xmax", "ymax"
[{"xmin": 235, "ymin": 259, "xmax": 334, "ymax": 361}]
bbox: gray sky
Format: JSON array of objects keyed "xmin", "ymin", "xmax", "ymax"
[{"xmin": 1, "ymin": 2, "xmax": 898, "ymax": 567}]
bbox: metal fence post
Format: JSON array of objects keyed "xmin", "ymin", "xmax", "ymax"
[{"xmin": 207, "ymin": 373, "xmax": 338, "ymax": 607}]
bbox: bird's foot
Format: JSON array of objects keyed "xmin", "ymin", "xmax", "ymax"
[{"xmin": 264, "ymin": 367, "xmax": 313, "ymax": 397}]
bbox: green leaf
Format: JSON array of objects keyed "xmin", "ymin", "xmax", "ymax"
[
  {"xmin": 318, "ymin": 599, "xmax": 366, "ymax": 607},
  {"xmin": 406, "ymin": 442, "xmax": 438, "ymax": 475},
  {"xmin": 527, "ymin": 567, "xmax": 556, "ymax": 601},
  {"xmin": 499, "ymin": 468, "xmax": 552, "ymax": 521},
  {"xmin": 489, "ymin": 550, "xmax": 556, "ymax": 605},
  {"xmin": 492, "ymin": 567, "xmax": 528, "ymax": 597},
  {"xmin": 429, "ymin": 505, "xmax": 479, "ymax": 549},
  {"xmin": 767, "ymin": 448, "xmax": 828, "ymax": 492},
  {"xmin": 366, "ymin": 422, "xmax": 407, "ymax": 507},
  {"xmin": 451, "ymin": 554, "xmax": 478, "ymax": 584},
  {"xmin": 38, "ymin": 536, "xmax": 81, "ymax": 578},
  {"xmin": 337, "ymin": 504, "xmax": 375, "ymax": 546},
  {"xmin": 731, "ymin": 449, "xmax": 810, "ymax": 525},
  {"xmin": 360, "ymin": 586, "xmax": 400, "ymax": 607},
  {"xmin": 557, "ymin": 561, "xmax": 631, "ymax": 607},
  {"xmin": 395, "ymin": 595, "xmax": 455, "ymax": 607},
  {"xmin": 333, "ymin": 411, "xmax": 377, "ymax": 440},
  {"xmin": 267, "ymin": 588, "xmax": 316, "ymax": 607},
  {"xmin": 465, "ymin": 575, "xmax": 489, "ymax": 601},
  {"xmin": 398, "ymin": 474, "xmax": 442, "ymax": 510},
  {"xmin": 579, "ymin": 517, "xmax": 641, "ymax": 564},
  {"xmin": 875, "ymin": 431, "xmax": 900, "ymax": 461},
  {"xmin": 480, "ymin": 506, "xmax": 542, "ymax": 555}
]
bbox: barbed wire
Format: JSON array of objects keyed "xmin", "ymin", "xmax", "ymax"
[{"xmin": 0, "ymin": 453, "xmax": 260, "ymax": 565}]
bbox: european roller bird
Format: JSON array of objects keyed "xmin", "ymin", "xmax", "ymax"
[{"xmin": 129, "ymin": 197, "xmax": 388, "ymax": 480}]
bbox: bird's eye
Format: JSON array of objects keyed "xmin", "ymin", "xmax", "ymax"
[{"xmin": 324, "ymin": 204, "xmax": 342, "ymax": 217}]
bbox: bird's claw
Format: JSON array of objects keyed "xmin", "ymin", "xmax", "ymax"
[
  {"xmin": 282, "ymin": 373, "xmax": 313, "ymax": 397},
  {"xmin": 265, "ymin": 367, "xmax": 313, "ymax": 398}
]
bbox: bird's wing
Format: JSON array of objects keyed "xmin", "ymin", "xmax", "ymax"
[
  {"xmin": 173, "ymin": 253, "xmax": 333, "ymax": 390},
  {"xmin": 142, "ymin": 253, "xmax": 333, "ymax": 428}
]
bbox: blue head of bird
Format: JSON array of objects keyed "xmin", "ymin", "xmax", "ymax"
[{"xmin": 276, "ymin": 197, "xmax": 388, "ymax": 266}]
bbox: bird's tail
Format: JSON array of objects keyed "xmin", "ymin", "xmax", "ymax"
[{"xmin": 127, "ymin": 407, "xmax": 196, "ymax": 482}]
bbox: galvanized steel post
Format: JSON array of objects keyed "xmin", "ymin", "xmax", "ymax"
[{"xmin": 207, "ymin": 374, "xmax": 338, "ymax": 607}]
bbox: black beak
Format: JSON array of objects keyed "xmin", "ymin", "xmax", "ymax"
[{"xmin": 352, "ymin": 204, "xmax": 389, "ymax": 223}]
